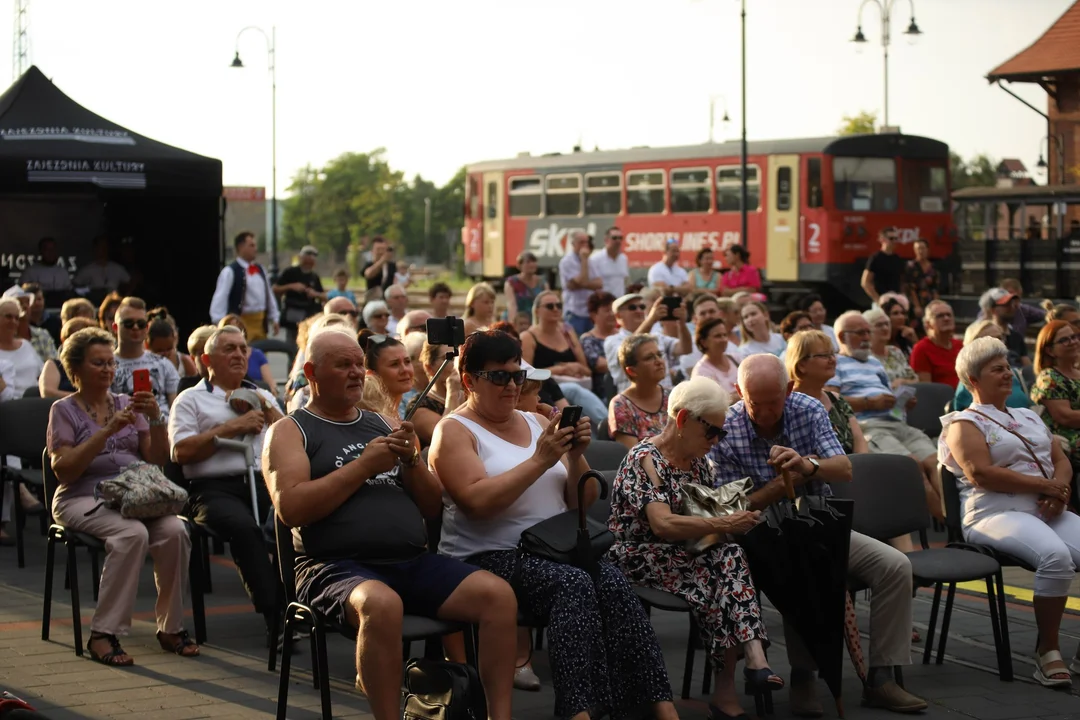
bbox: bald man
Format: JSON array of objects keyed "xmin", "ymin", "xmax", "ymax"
[
  {"xmin": 396, "ymin": 310, "xmax": 431, "ymax": 339},
  {"xmin": 710, "ymin": 354, "xmax": 925, "ymax": 716},
  {"xmin": 262, "ymin": 331, "xmax": 517, "ymax": 720}
]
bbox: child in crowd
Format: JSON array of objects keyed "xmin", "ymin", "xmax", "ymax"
[{"xmin": 326, "ymin": 267, "xmax": 357, "ymax": 304}]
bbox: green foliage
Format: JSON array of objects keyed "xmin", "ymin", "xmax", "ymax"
[
  {"xmin": 950, "ymin": 151, "xmax": 997, "ymax": 190},
  {"xmin": 281, "ymin": 150, "xmax": 465, "ymax": 265},
  {"xmin": 837, "ymin": 111, "xmax": 877, "ymax": 136}
]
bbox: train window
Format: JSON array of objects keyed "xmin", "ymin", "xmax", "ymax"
[
  {"xmin": 670, "ymin": 167, "xmax": 711, "ymax": 213},
  {"xmin": 776, "ymin": 167, "xmax": 792, "ymax": 211},
  {"xmin": 806, "ymin": 158, "xmax": 822, "ymax": 208},
  {"xmin": 902, "ymin": 161, "xmax": 949, "ymax": 213},
  {"xmin": 545, "ymin": 174, "xmax": 582, "ymax": 216},
  {"xmin": 508, "ymin": 176, "xmax": 542, "ymax": 217},
  {"xmin": 584, "ymin": 172, "xmax": 622, "ymax": 215},
  {"xmin": 833, "ymin": 157, "xmax": 897, "ymax": 212},
  {"xmin": 626, "ymin": 170, "xmax": 666, "ymax": 214},
  {"xmin": 468, "ymin": 176, "xmax": 480, "ymax": 219},
  {"xmin": 486, "ymin": 182, "xmax": 497, "ymax": 219},
  {"xmin": 715, "ymin": 164, "xmax": 760, "ymax": 212}
]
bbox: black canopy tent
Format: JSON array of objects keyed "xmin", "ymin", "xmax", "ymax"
[{"xmin": 0, "ymin": 65, "xmax": 223, "ymax": 336}]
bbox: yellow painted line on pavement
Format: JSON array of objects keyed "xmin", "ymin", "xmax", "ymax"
[{"xmin": 952, "ymin": 580, "xmax": 1080, "ymax": 611}]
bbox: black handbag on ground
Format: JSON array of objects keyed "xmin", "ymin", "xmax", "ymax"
[
  {"xmin": 518, "ymin": 470, "xmax": 613, "ymax": 574},
  {"xmin": 403, "ymin": 658, "xmax": 486, "ymax": 720}
]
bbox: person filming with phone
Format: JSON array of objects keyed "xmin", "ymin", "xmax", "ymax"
[
  {"xmin": 169, "ymin": 325, "xmax": 285, "ymax": 647},
  {"xmin": 111, "ymin": 297, "xmax": 179, "ymax": 422},
  {"xmin": 430, "ymin": 329, "xmax": 679, "ymax": 720}
]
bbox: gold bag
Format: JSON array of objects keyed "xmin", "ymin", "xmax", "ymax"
[{"xmin": 677, "ymin": 477, "xmax": 754, "ymax": 555}]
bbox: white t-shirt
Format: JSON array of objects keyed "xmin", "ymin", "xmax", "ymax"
[
  {"xmin": 20, "ymin": 263, "xmax": 72, "ymax": 291},
  {"xmin": 73, "ymin": 261, "xmax": 130, "ymax": 292},
  {"xmin": 647, "ymin": 262, "xmax": 689, "ymax": 289},
  {"xmin": 0, "ymin": 341, "xmax": 43, "ymax": 397},
  {"xmin": 590, "ymin": 251, "xmax": 629, "ymax": 297},
  {"xmin": 112, "ymin": 350, "xmax": 180, "ymax": 420},
  {"xmin": 739, "ymin": 332, "xmax": 787, "ymax": 358}
]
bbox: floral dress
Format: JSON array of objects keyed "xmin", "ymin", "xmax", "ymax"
[
  {"xmin": 608, "ymin": 388, "xmax": 670, "ymax": 442},
  {"xmin": 904, "ymin": 260, "xmax": 939, "ymax": 313},
  {"xmin": 873, "ymin": 345, "xmax": 918, "ymax": 386},
  {"xmin": 608, "ymin": 442, "xmax": 767, "ymax": 669},
  {"xmin": 825, "ymin": 391, "xmax": 857, "ymax": 453},
  {"xmin": 1030, "ymin": 368, "xmax": 1080, "ymax": 464}
]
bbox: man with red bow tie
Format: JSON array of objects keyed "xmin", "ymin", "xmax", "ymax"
[{"xmin": 209, "ymin": 231, "xmax": 279, "ymax": 341}]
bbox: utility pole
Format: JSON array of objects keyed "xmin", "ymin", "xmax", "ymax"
[{"xmin": 12, "ymin": 0, "xmax": 30, "ymax": 80}]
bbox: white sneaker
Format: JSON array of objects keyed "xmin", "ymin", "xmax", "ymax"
[{"xmin": 513, "ymin": 665, "xmax": 541, "ymax": 692}]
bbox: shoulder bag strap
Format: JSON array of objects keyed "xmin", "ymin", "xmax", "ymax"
[{"xmin": 965, "ymin": 408, "xmax": 1049, "ymax": 479}]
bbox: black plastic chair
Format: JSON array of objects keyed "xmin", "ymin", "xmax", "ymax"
[
  {"xmin": 0, "ymin": 397, "xmax": 57, "ymax": 567},
  {"xmin": 834, "ymin": 455, "xmax": 1011, "ymax": 680},
  {"xmin": 22, "ymin": 386, "xmax": 40, "ymax": 398},
  {"xmin": 271, "ymin": 516, "xmax": 472, "ymax": 720},
  {"xmin": 584, "ymin": 440, "xmax": 629, "ymax": 472},
  {"xmin": 40, "ymin": 449, "xmax": 208, "ymax": 652},
  {"xmin": 907, "ymin": 382, "xmax": 955, "ymax": 438}
]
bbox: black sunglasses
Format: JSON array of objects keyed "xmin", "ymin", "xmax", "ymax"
[
  {"xmin": 625, "ymin": 303, "xmax": 647, "ymax": 312},
  {"xmin": 694, "ymin": 416, "xmax": 727, "ymax": 441},
  {"xmin": 121, "ymin": 319, "xmax": 148, "ymax": 330},
  {"xmin": 473, "ymin": 369, "xmax": 528, "ymax": 387},
  {"xmin": 541, "ymin": 302, "xmax": 563, "ymax": 312}
]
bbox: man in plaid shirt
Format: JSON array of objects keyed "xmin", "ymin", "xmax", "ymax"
[{"xmin": 711, "ymin": 354, "xmax": 927, "ymax": 716}]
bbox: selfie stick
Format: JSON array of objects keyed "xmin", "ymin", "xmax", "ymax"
[{"xmin": 403, "ymin": 316, "xmax": 466, "ymax": 423}]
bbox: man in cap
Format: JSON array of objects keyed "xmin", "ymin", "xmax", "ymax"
[
  {"xmin": 274, "ymin": 245, "xmax": 327, "ymax": 349},
  {"xmin": 603, "ymin": 292, "xmax": 690, "ymax": 393},
  {"xmin": 979, "ymin": 287, "xmax": 1031, "ymax": 368},
  {"xmin": 209, "ymin": 231, "xmax": 280, "ymax": 341}
]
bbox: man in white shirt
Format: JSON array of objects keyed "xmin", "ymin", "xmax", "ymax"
[
  {"xmin": 384, "ymin": 284, "xmax": 409, "ymax": 336},
  {"xmin": 19, "ymin": 237, "xmax": 72, "ymax": 292},
  {"xmin": 590, "ymin": 227, "xmax": 630, "ymax": 297},
  {"xmin": 170, "ymin": 325, "xmax": 284, "ymax": 643},
  {"xmin": 558, "ymin": 231, "xmax": 604, "ymax": 336},
  {"xmin": 208, "ymin": 232, "xmax": 280, "ymax": 341},
  {"xmin": 74, "ymin": 235, "xmax": 130, "ymax": 295},
  {"xmin": 647, "ymin": 239, "xmax": 691, "ymax": 295},
  {"xmin": 603, "ymin": 293, "xmax": 691, "ymax": 393}
]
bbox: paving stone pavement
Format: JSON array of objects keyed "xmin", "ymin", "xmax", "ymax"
[{"xmin": 2, "ymin": 526, "xmax": 1080, "ymax": 720}]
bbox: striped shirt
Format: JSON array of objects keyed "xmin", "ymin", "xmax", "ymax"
[{"xmin": 828, "ymin": 354, "xmax": 902, "ymax": 422}]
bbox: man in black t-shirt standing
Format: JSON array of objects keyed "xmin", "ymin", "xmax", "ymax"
[
  {"xmin": 860, "ymin": 228, "xmax": 906, "ymax": 306},
  {"xmin": 362, "ymin": 236, "xmax": 397, "ymax": 296},
  {"xmin": 273, "ymin": 245, "xmax": 327, "ymax": 348}
]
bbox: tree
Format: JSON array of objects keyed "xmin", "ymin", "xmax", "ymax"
[
  {"xmin": 837, "ymin": 111, "xmax": 877, "ymax": 136},
  {"xmin": 949, "ymin": 151, "xmax": 996, "ymax": 191},
  {"xmin": 280, "ymin": 152, "xmax": 466, "ymax": 266}
]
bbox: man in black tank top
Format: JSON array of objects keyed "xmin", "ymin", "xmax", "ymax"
[{"xmin": 262, "ymin": 330, "xmax": 517, "ymax": 720}]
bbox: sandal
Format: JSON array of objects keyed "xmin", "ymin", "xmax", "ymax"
[
  {"xmin": 1033, "ymin": 649, "xmax": 1071, "ymax": 688},
  {"xmin": 87, "ymin": 632, "xmax": 134, "ymax": 666},
  {"xmin": 708, "ymin": 704, "xmax": 750, "ymax": 720},
  {"xmin": 156, "ymin": 629, "xmax": 200, "ymax": 657},
  {"xmin": 743, "ymin": 666, "xmax": 785, "ymax": 694}
]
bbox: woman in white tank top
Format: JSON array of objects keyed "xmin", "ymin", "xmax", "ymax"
[{"xmin": 431, "ymin": 330, "xmax": 678, "ymax": 720}]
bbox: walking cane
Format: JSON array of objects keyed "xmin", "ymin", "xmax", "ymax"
[{"xmin": 213, "ymin": 437, "xmax": 260, "ymax": 521}]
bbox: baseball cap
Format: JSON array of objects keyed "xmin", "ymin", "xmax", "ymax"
[
  {"xmin": 612, "ymin": 293, "xmax": 644, "ymax": 313},
  {"xmin": 300, "ymin": 245, "xmax": 319, "ymax": 257},
  {"xmin": 987, "ymin": 288, "xmax": 1017, "ymax": 306},
  {"xmin": 520, "ymin": 360, "xmax": 551, "ymax": 382}
]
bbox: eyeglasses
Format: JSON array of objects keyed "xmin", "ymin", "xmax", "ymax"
[
  {"xmin": 843, "ymin": 328, "xmax": 871, "ymax": 337},
  {"xmin": 805, "ymin": 352, "xmax": 836, "ymax": 361},
  {"xmin": 120, "ymin": 319, "xmax": 148, "ymax": 330},
  {"xmin": 609, "ymin": 235, "xmax": 624, "ymax": 241},
  {"xmin": 694, "ymin": 416, "xmax": 727, "ymax": 441},
  {"xmin": 472, "ymin": 369, "xmax": 527, "ymax": 387},
  {"xmin": 624, "ymin": 303, "xmax": 647, "ymax": 312},
  {"xmin": 541, "ymin": 302, "xmax": 563, "ymax": 312},
  {"xmin": 369, "ymin": 313, "xmax": 389, "ymax": 320},
  {"xmin": 87, "ymin": 359, "xmax": 117, "ymax": 369},
  {"xmin": 1055, "ymin": 334, "xmax": 1079, "ymax": 346}
]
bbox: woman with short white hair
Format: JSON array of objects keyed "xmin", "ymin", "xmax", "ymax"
[
  {"xmin": 609, "ymin": 375, "xmax": 783, "ymax": 720},
  {"xmin": 361, "ymin": 300, "xmax": 391, "ymax": 336},
  {"xmin": 939, "ymin": 336, "xmax": 1080, "ymax": 688},
  {"xmin": 953, "ymin": 320, "xmax": 1030, "ymax": 412}
]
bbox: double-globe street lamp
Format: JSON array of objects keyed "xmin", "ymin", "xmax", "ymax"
[
  {"xmin": 230, "ymin": 25, "xmax": 279, "ymax": 282},
  {"xmin": 851, "ymin": 0, "xmax": 923, "ymax": 128}
]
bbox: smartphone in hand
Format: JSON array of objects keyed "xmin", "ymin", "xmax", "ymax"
[
  {"xmin": 132, "ymin": 368, "xmax": 152, "ymax": 395},
  {"xmin": 558, "ymin": 405, "xmax": 583, "ymax": 430},
  {"xmin": 661, "ymin": 295, "xmax": 682, "ymax": 319}
]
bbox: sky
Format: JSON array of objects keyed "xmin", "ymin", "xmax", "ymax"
[{"xmin": 1, "ymin": 0, "xmax": 1071, "ymax": 195}]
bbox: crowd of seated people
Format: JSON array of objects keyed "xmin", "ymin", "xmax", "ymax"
[{"xmin": 9, "ymin": 227, "xmax": 1080, "ymax": 720}]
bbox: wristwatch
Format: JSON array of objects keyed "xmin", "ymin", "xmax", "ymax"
[
  {"xmin": 804, "ymin": 456, "xmax": 820, "ymax": 477},
  {"xmin": 404, "ymin": 447, "xmax": 421, "ymax": 468}
]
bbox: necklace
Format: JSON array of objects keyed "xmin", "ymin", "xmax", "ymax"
[{"xmin": 76, "ymin": 393, "xmax": 115, "ymax": 427}]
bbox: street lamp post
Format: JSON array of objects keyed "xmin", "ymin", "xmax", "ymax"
[
  {"xmin": 231, "ymin": 25, "xmax": 278, "ymax": 282},
  {"xmin": 739, "ymin": 0, "xmax": 748, "ymax": 250},
  {"xmin": 851, "ymin": 0, "xmax": 922, "ymax": 128},
  {"xmin": 708, "ymin": 95, "xmax": 730, "ymax": 144},
  {"xmin": 1035, "ymin": 134, "xmax": 1066, "ymax": 186}
]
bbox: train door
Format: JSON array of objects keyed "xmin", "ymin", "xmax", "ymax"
[
  {"xmin": 482, "ymin": 172, "xmax": 505, "ymax": 278},
  {"xmin": 765, "ymin": 155, "xmax": 800, "ymax": 282}
]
